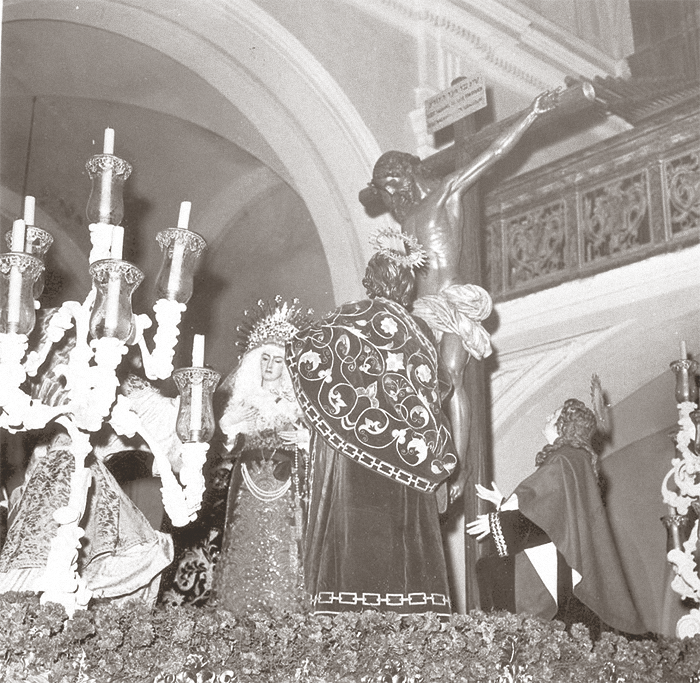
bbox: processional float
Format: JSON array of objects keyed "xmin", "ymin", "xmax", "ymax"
[{"xmin": 0, "ymin": 129, "xmax": 219, "ymax": 616}]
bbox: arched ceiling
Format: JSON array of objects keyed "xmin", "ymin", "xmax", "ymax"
[
  {"xmin": 1, "ymin": 15, "xmax": 302, "ymax": 235},
  {"xmin": 0, "ymin": 0, "xmax": 636, "ymax": 375},
  {"xmin": 0, "ymin": 13, "xmax": 342, "ymax": 372}
]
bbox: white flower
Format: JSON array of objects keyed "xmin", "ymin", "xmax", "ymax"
[
  {"xmin": 357, "ymin": 382, "xmax": 379, "ymax": 408},
  {"xmin": 386, "ymin": 352, "xmax": 404, "ymax": 372},
  {"xmin": 403, "ymin": 436, "xmax": 428, "ymax": 465},
  {"xmin": 415, "ymin": 364, "xmax": 432, "ymax": 383},
  {"xmin": 327, "ymin": 387, "xmax": 347, "ymax": 413},
  {"xmin": 380, "ymin": 316, "xmax": 399, "ymax": 336},
  {"xmin": 299, "ymin": 350, "xmax": 322, "ymax": 371},
  {"xmin": 392, "ymin": 428, "xmax": 408, "ymax": 443},
  {"xmin": 359, "ymin": 418, "xmax": 383, "ymax": 435},
  {"xmin": 108, "ymin": 395, "xmax": 140, "ymax": 438}
]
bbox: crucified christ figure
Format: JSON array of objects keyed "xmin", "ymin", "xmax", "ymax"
[{"xmin": 367, "ymin": 89, "xmax": 559, "ymax": 505}]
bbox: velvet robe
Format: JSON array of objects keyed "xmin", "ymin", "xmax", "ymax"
[
  {"xmin": 303, "ymin": 435, "xmax": 451, "ymax": 616},
  {"xmin": 287, "ymin": 296, "xmax": 454, "ymax": 616}
]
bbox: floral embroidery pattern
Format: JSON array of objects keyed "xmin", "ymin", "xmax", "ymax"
[{"xmin": 287, "ymin": 298, "xmax": 456, "ymax": 492}]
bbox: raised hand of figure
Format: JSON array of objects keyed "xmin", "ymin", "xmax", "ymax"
[
  {"xmin": 279, "ymin": 425, "xmax": 311, "ymax": 451},
  {"xmin": 532, "ymin": 88, "xmax": 561, "ymax": 116},
  {"xmin": 475, "ymin": 481, "xmax": 504, "ymax": 509},
  {"xmin": 220, "ymin": 401, "xmax": 257, "ymax": 439},
  {"xmin": 465, "ymin": 514, "xmax": 491, "ymax": 540}
]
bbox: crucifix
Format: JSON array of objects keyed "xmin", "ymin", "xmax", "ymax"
[{"xmin": 360, "ymin": 79, "xmax": 602, "ymax": 610}]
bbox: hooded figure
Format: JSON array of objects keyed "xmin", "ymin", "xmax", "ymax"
[{"xmin": 467, "ymin": 398, "xmax": 646, "ymax": 637}]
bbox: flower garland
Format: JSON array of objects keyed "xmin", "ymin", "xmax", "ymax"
[{"xmin": 2, "ymin": 593, "xmax": 699, "ymax": 683}]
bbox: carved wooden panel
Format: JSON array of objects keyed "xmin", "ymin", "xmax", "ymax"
[
  {"xmin": 484, "ymin": 101, "xmax": 700, "ymax": 300},
  {"xmin": 580, "ymin": 171, "xmax": 650, "ymax": 262},
  {"xmin": 664, "ymin": 148, "xmax": 700, "ymax": 236},
  {"xmin": 506, "ymin": 200, "xmax": 567, "ymax": 288}
]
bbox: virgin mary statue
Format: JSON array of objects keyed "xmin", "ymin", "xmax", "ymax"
[{"xmin": 211, "ymin": 297, "xmax": 313, "ymax": 615}]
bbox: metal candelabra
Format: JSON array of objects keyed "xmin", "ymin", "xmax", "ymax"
[{"xmin": 0, "ymin": 128, "xmax": 219, "ymax": 616}]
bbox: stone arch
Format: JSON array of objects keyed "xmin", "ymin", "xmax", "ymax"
[{"xmin": 4, "ymin": 0, "xmax": 383, "ymax": 303}]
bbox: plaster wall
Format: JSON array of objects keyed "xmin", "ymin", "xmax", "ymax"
[{"xmin": 255, "ymin": 0, "xmax": 421, "ymax": 155}]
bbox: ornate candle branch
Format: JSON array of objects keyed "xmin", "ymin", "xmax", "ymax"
[
  {"xmin": 662, "ymin": 340, "xmax": 700, "ymax": 639},
  {"xmin": 86, "ymin": 128, "xmax": 131, "ymax": 263},
  {"xmin": 109, "ymin": 394, "xmax": 194, "ymax": 529},
  {"xmin": 0, "ymin": 217, "xmax": 56, "ymax": 433},
  {"xmin": 172, "ymin": 335, "xmax": 220, "ymax": 520},
  {"xmin": 137, "ymin": 201, "xmax": 207, "ymax": 381},
  {"xmin": 4, "ymin": 199, "xmax": 53, "ymax": 300}
]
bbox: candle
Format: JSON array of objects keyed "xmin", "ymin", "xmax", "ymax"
[
  {"xmin": 166, "ymin": 203, "xmax": 191, "ymax": 299},
  {"xmin": 681, "ymin": 340, "xmax": 687, "ymax": 360},
  {"xmin": 99, "ymin": 167, "xmax": 113, "ymax": 224},
  {"xmin": 177, "ymin": 201, "xmax": 192, "ymax": 229},
  {"xmin": 104, "ymin": 271, "xmax": 121, "ymax": 337},
  {"xmin": 166, "ymin": 241, "xmax": 185, "ymax": 299},
  {"xmin": 189, "ymin": 335, "xmax": 205, "ymax": 435},
  {"xmin": 23, "ymin": 196, "xmax": 35, "ymax": 227},
  {"xmin": 7, "ymin": 220, "xmax": 26, "ymax": 332},
  {"xmin": 110, "ymin": 226, "xmax": 124, "ymax": 260},
  {"xmin": 11, "ymin": 219, "xmax": 26, "ymax": 252},
  {"xmin": 103, "ymin": 128, "xmax": 115, "ymax": 155},
  {"xmin": 192, "ymin": 334, "xmax": 205, "ymax": 366},
  {"xmin": 98, "ymin": 129, "xmax": 115, "ymax": 223}
]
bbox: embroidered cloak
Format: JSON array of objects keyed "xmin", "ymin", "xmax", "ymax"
[{"xmin": 286, "ymin": 297, "xmax": 457, "ymax": 493}]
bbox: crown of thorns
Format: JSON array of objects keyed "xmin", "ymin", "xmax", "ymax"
[
  {"xmin": 236, "ymin": 295, "xmax": 314, "ymax": 355},
  {"xmin": 370, "ymin": 227, "xmax": 427, "ymax": 270}
]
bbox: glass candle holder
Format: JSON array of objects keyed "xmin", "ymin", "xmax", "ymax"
[
  {"xmin": 671, "ymin": 359, "xmax": 699, "ymax": 403},
  {"xmin": 5, "ymin": 226, "xmax": 53, "ymax": 298},
  {"xmin": 172, "ymin": 367, "xmax": 220, "ymax": 443},
  {"xmin": 0, "ymin": 253, "xmax": 44, "ymax": 334},
  {"xmin": 85, "ymin": 154, "xmax": 132, "ymax": 225},
  {"xmin": 5, "ymin": 226, "xmax": 54, "ymax": 258},
  {"xmin": 153, "ymin": 228, "xmax": 207, "ymax": 304},
  {"xmin": 88, "ymin": 259, "xmax": 144, "ymax": 341}
]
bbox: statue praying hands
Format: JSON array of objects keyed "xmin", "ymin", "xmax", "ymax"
[{"xmin": 366, "ymin": 89, "xmax": 560, "ymax": 504}]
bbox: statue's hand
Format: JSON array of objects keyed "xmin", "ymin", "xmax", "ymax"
[
  {"xmin": 465, "ymin": 514, "xmax": 491, "ymax": 540},
  {"xmin": 220, "ymin": 402, "xmax": 256, "ymax": 439},
  {"xmin": 475, "ymin": 481, "xmax": 505, "ymax": 509},
  {"xmin": 532, "ymin": 88, "xmax": 561, "ymax": 116}
]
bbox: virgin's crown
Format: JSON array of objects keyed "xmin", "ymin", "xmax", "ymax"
[{"xmin": 236, "ymin": 295, "xmax": 313, "ymax": 355}]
